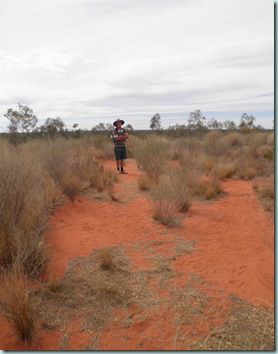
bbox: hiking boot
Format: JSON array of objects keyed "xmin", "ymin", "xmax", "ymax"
[{"xmin": 121, "ymin": 170, "xmax": 128, "ymax": 174}]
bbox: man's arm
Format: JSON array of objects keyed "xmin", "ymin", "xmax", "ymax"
[
  {"xmin": 114, "ymin": 135, "xmax": 126, "ymax": 141},
  {"xmin": 114, "ymin": 133, "xmax": 128, "ymax": 141}
]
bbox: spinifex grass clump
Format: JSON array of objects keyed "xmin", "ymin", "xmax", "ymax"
[
  {"xmin": 151, "ymin": 199, "xmax": 181, "ymax": 227},
  {"xmin": 254, "ymin": 175, "xmax": 274, "ymax": 220},
  {"xmin": 33, "ymin": 138, "xmax": 117, "ymax": 200},
  {"xmin": 137, "ymin": 174, "xmax": 153, "ymax": 191},
  {"xmin": 0, "ymin": 137, "xmax": 117, "ymax": 275},
  {"xmin": 190, "ymin": 177, "xmax": 222, "ymax": 200},
  {"xmin": 0, "ymin": 271, "xmax": 38, "ymax": 341},
  {"xmin": 211, "ymin": 162, "xmax": 237, "ymax": 179},
  {"xmin": 235, "ymin": 158, "xmax": 257, "ymax": 180},
  {"xmin": 0, "ymin": 145, "xmax": 51, "ymax": 276},
  {"xmin": 133, "ymin": 136, "xmax": 169, "ymax": 182},
  {"xmin": 150, "ymin": 177, "xmax": 189, "ymax": 226}
]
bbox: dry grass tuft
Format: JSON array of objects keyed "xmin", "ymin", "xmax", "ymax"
[
  {"xmin": 254, "ymin": 176, "xmax": 274, "ymax": 219},
  {"xmin": 137, "ymin": 174, "xmax": 152, "ymax": 191},
  {"xmin": 212, "ymin": 163, "xmax": 237, "ymax": 179},
  {"xmin": 91, "ymin": 148, "xmax": 106, "ymax": 160},
  {"xmin": 151, "ymin": 199, "xmax": 182, "ymax": 227},
  {"xmin": 255, "ymin": 144, "xmax": 274, "ymax": 159},
  {"xmin": 99, "ymin": 250, "xmax": 115, "ymax": 270},
  {"xmin": 223, "ymin": 132, "xmax": 245, "ymax": 147},
  {"xmin": 0, "ymin": 271, "xmax": 38, "ymax": 341},
  {"xmin": 133, "ymin": 137, "xmax": 169, "ymax": 182},
  {"xmin": 62, "ymin": 175, "xmax": 88, "ymax": 202},
  {"xmin": 45, "ymin": 271, "xmax": 63, "ymax": 293},
  {"xmin": 237, "ymin": 167, "xmax": 256, "ymax": 180},
  {"xmin": 191, "ymin": 295, "xmax": 274, "ymax": 350},
  {"xmin": 149, "ymin": 176, "xmax": 190, "ymax": 225},
  {"xmin": 266, "ymin": 132, "xmax": 274, "ymax": 146},
  {"xmin": 191, "ymin": 177, "xmax": 222, "ymax": 200},
  {"xmin": 0, "ymin": 147, "xmax": 51, "ymax": 276},
  {"xmin": 234, "ymin": 158, "xmax": 257, "ymax": 180},
  {"xmin": 198, "ymin": 155, "xmax": 215, "ymax": 175}
]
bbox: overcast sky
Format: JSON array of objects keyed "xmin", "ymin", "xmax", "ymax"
[{"xmin": 0, "ymin": 0, "xmax": 274, "ymax": 131}]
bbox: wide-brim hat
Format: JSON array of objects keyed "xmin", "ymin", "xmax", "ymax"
[{"xmin": 113, "ymin": 118, "xmax": 125, "ymax": 126}]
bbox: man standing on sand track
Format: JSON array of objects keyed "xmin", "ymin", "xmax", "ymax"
[{"xmin": 111, "ymin": 118, "xmax": 129, "ymax": 174}]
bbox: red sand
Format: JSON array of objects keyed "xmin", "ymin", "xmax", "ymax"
[{"xmin": 0, "ymin": 159, "xmax": 274, "ymax": 350}]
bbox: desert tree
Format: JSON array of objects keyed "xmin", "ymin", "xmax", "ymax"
[
  {"xmin": 239, "ymin": 113, "xmax": 256, "ymax": 131},
  {"xmin": 168, "ymin": 123, "xmax": 187, "ymax": 137},
  {"xmin": 39, "ymin": 117, "xmax": 67, "ymax": 136},
  {"xmin": 4, "ymin": 103, "xmax": 38, "ymax": 133},
  {"xmin": 91, "ymin": 122, "xmax": 113, "ymax": 132},
  {"xmin": 125, "ymin": 123, "xmax": 134, "ymax": 132},
  {"xmin": 187, "ymin": 109, "xmax": 208, "ymax": 133},
  {"xmin": 207, "ymin": 117, "xmax": 223, "ymax": 130},
  {"xmin": 168, "ymin": 123, "xmax": 187, "ymax": 130},
  {"xmin": 150, "ymin": 113, "xmax": 162, "ymax": 131},
  {"xmin": 223, "ymin": 119, "xmax": 238, "ymax": 130}
]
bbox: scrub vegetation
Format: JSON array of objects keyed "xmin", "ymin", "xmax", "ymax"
[{"xmin": 0, "ymin": 108, "xmax": 274, "ymax": 348}]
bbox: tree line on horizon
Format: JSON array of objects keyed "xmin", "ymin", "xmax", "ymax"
[{"xmin": 2, "ymin": 103, "xmax": 268, "ymax": 139}]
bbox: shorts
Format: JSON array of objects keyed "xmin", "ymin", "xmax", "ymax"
[{"xmin": 114, "ymin": 147, "xmax": 127, "ymax": 160}]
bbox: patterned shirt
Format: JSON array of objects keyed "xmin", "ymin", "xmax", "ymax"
[{"xmin": 112, "ymin": 128, "xmax": 126, "ymax": 147}]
